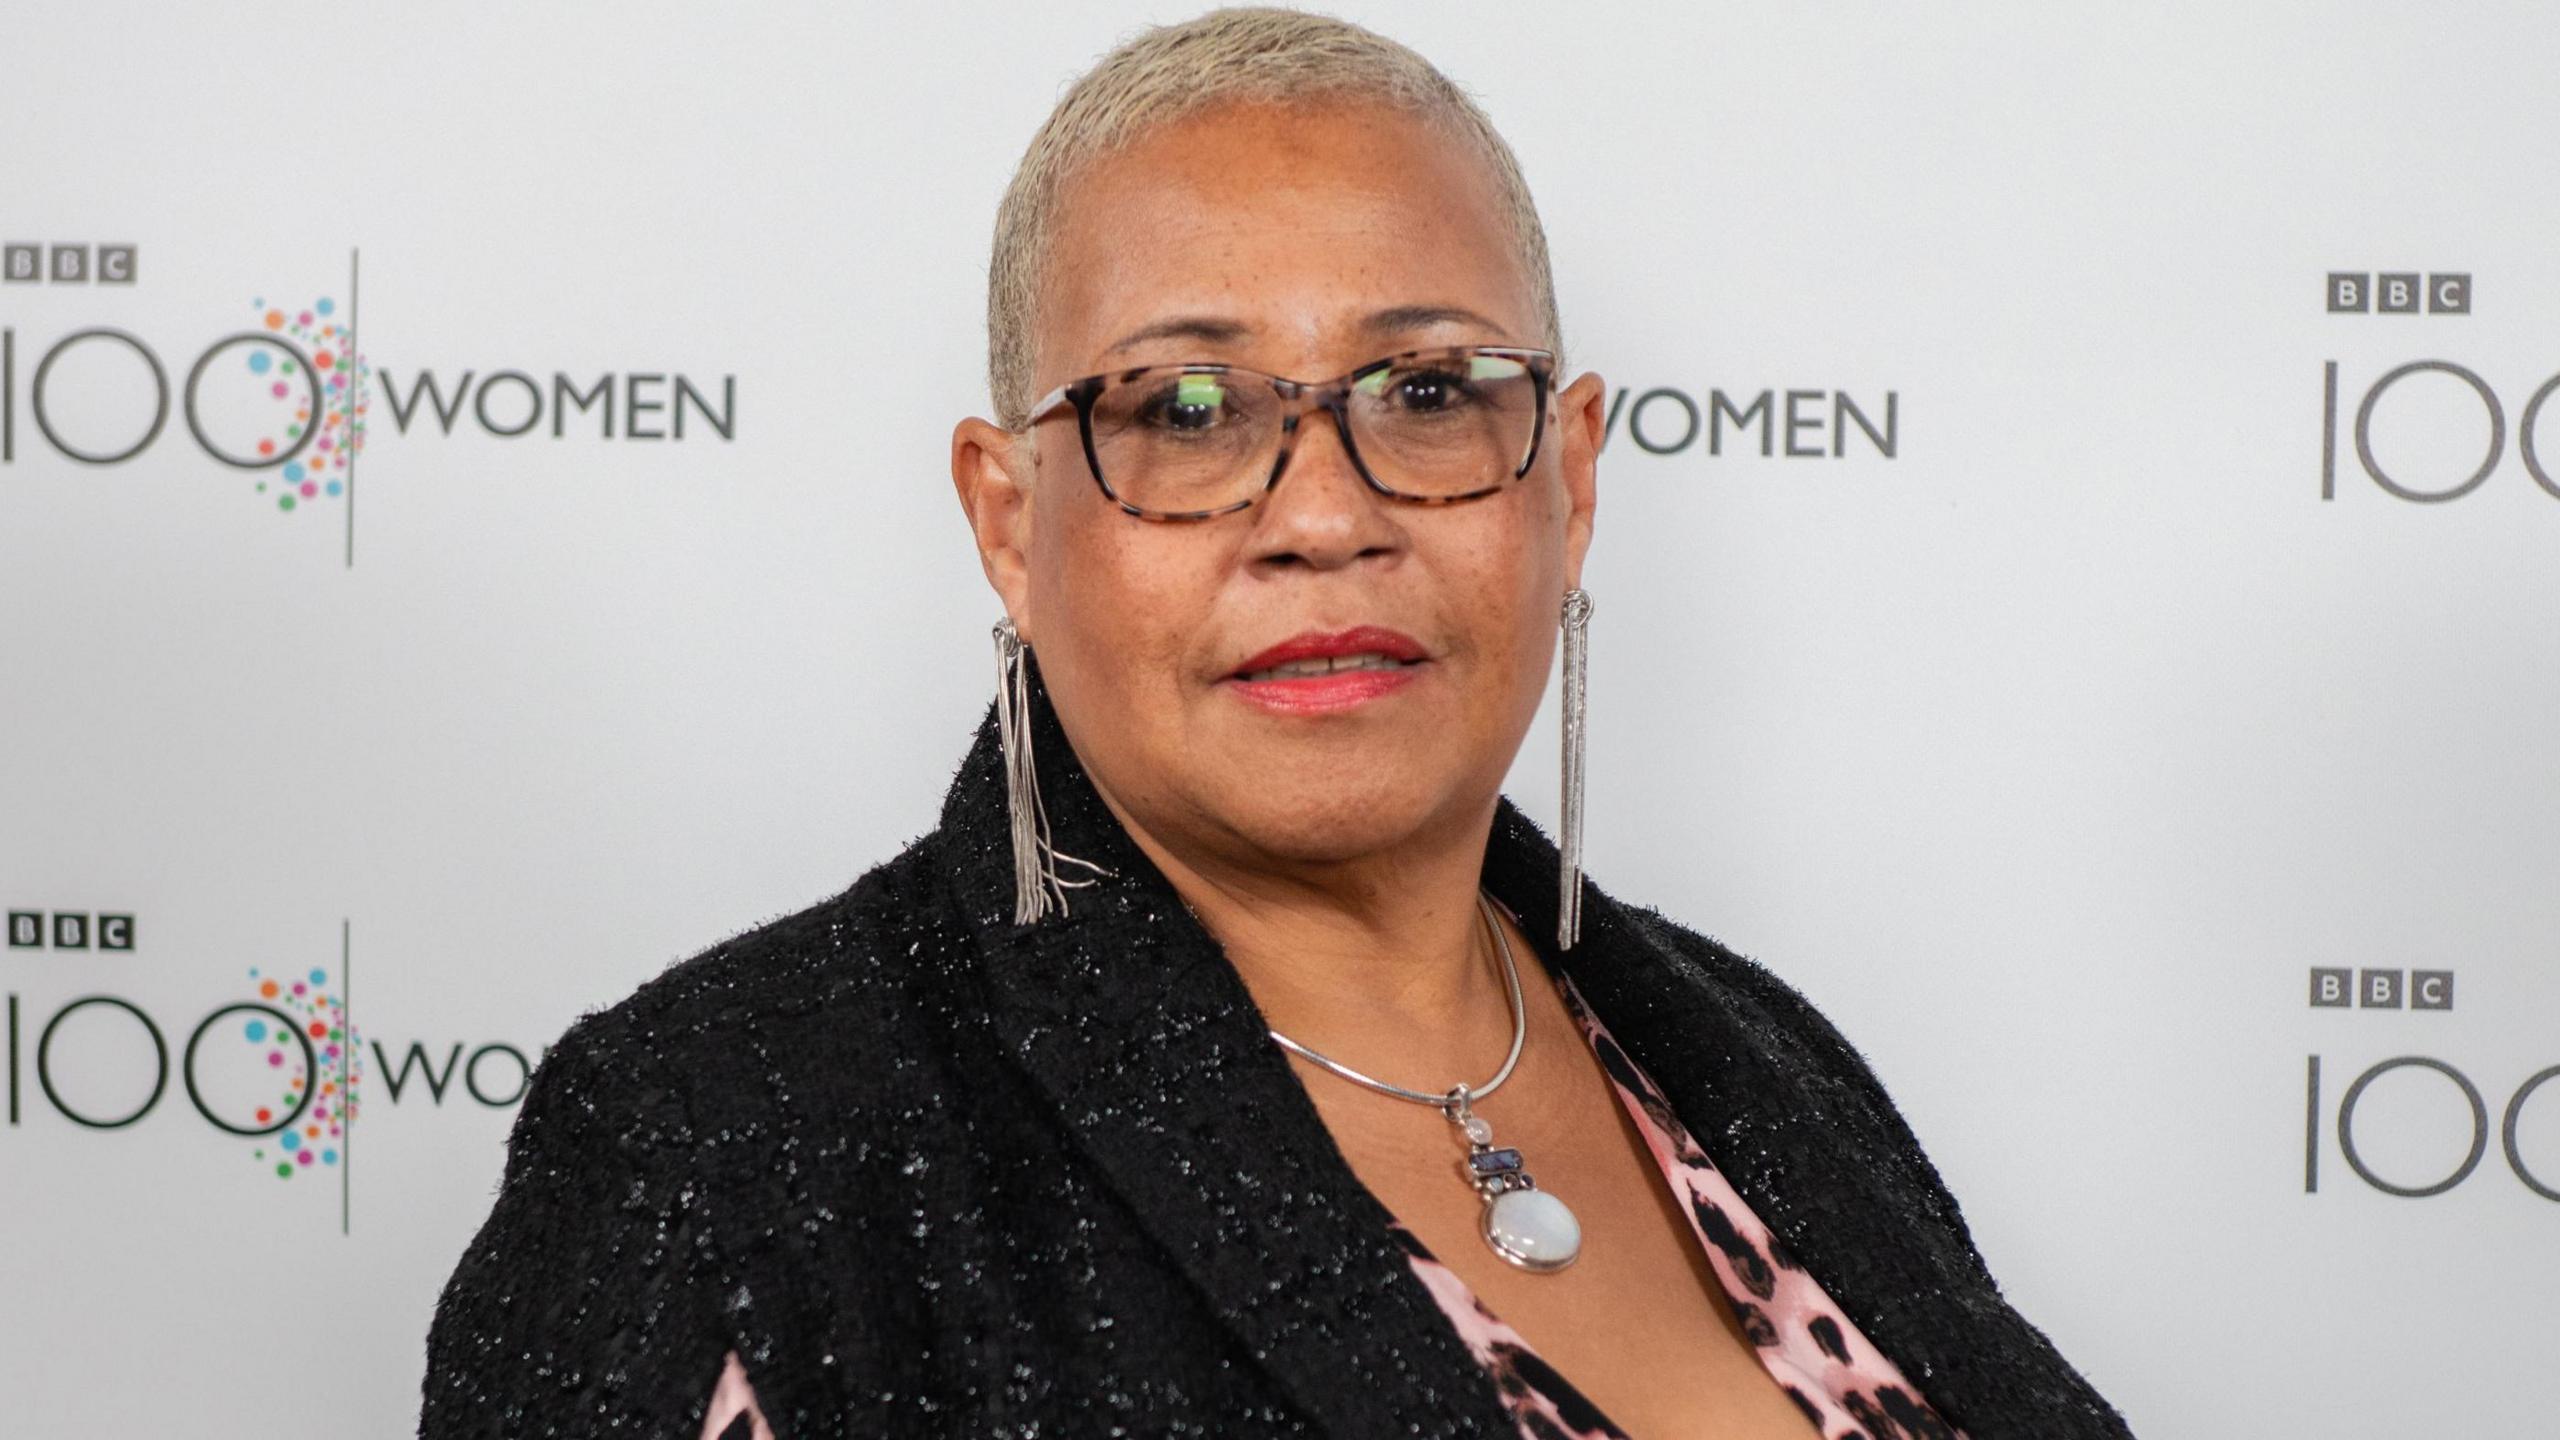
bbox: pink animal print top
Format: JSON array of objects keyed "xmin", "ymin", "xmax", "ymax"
[
  {"xmin": 697, "ymin": 973, "xmax": 1962, "ymax": 1440},
  {"xmin": 1388, "ymin": 971, "xmax": 1966, "ymax": 1438}
]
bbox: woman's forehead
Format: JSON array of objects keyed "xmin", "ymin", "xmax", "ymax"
[{"xmin": 1038, "ymin": 99, "xmax": 1534, "ymax": 368}]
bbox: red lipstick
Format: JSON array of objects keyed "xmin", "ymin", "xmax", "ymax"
[{"xmin": 1223, "ymin": 626, "xmax": 1429, "ymax": 716}]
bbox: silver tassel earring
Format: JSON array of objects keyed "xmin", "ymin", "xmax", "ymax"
[
  {"xmin": 993, "ymin": 618, "xmax": 1107, "ymax": 923},
  {"xmin": 1557, "ymin": 587, "xmax": 1594, "ymax": 950}
]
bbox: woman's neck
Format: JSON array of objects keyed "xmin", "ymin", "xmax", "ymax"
[{"xmin": 1095, "ymin": 786, "xmax": 1523, "ymax": 1092}]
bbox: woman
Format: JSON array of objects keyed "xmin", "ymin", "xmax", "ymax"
[{"xmin": 424, "ymin": 9, "xmax": 2132, "ymax": 1438}]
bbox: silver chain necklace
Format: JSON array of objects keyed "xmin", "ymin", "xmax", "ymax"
[{"xmin": 1265, "ymin": 893, "xmax": 1584, "ymax": 1272}]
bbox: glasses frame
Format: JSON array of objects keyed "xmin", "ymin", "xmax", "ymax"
[{"xmin": 1021, "ymin": 343, "xmax": 1558, "ymax": 522}]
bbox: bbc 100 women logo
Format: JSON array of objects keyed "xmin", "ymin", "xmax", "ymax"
[
  {"xmin": 0, "ymin": 293, "xmax": 367, "ymax": 514},
  {"xmin": 2303, "ymin": 970, "xmax": 2559, "ymax": 1202},
  {"xmin": 7, "ymin": 970, "xmax": 533, "ymax": 1191},
  {"xmin": 6, "ymin": 972, "xmax": 361, "ymax": 1177},
  {"xmin": 2317, "ymin": 274, "xmax": 2560, "ymax": 505}
]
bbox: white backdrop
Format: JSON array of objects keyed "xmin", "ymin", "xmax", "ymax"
[{"xmin": 3, "ymin": 3, "xmax": 2555, "ymax": 1435}]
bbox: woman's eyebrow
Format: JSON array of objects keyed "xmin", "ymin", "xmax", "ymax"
[
  {"xmin": 1360, "ymin": 303, "xmax": 1507, "ymax": 336},
  {"xmin": 1105, "ymin": 315, "xmax": 1253, "ymax": 355},
  {"xmin": 1102, "ymin": 303, "xmax": 1510, "ymax": 358}
]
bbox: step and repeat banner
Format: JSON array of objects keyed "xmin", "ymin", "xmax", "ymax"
[{"xmin": 3, "ymin": 3, "xmax": 2552, "ymax": 1435}]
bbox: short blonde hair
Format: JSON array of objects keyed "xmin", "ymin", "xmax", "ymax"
[{"xmin": 985, "ymin": 5, "xmax": 1564, "ymax": 431}]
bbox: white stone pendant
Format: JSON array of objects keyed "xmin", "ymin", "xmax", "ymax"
[{"xmin": 1453, "ymin": 1107, "xmax": 1581, "ymax": 1272}]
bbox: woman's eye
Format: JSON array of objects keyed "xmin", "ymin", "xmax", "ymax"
[
  {"xmin": 1138, "ymin": 376, "xmax": 1231, "ymax": 431},
  {"xmin": 1388, "ymin": 369, "xmax": 1474, "ymax": 412}
]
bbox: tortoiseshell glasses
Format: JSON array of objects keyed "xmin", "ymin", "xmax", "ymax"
[{"xmin": 1022, "ymin": 344, "xmax": 1556, "ymax": 521}]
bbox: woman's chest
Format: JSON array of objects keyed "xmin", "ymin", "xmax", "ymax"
[{"xmin": 1300, "ymin": 1038, "xmax": 1824, "ymax": 1438}]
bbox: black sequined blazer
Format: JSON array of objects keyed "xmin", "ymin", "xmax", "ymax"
[{"xmin": 422, "ymin": 676, "xmax": 2134, "ymax": 1439}]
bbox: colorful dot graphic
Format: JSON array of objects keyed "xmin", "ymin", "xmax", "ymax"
[
  {"xmin": 239, "ymin": 965, "xmax": 361, "ymax": 1180},
  {"xmin": 241, "ymin": 294, "xmax": 370, "ymax": 516}
]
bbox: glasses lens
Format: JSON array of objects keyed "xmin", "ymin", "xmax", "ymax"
[
  {"xmin": 1086, "ymin": 368, "xmax": 1275, "ymax": 514},
  {"xmin": 1347, "ymin": 351, "xmax": 1541, "ymax": 496}
]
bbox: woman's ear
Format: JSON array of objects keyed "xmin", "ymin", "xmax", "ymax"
[
  {"xmin": 1556, "ymin": 370, "xmax": 1604, "ymax": 589},
  {"xmin": 950, "ymin": 416, "xmax": 1039, "ymax": 638}
]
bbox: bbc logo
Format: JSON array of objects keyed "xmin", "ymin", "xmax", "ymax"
[
  {"xmin": 2327, "ymin": 271, "xmax": 2468, "ymax": 314},
  {"xmin": 1, "ymin": 243, "xmax": 138, "ymax": 284},
  {"xmin": 2309, "ymin": 966, "xmax": 2452, "ymax": 1010},
  {"xmin": 5, "ymin": 910, "xmax": 135, "ymax": 950}
]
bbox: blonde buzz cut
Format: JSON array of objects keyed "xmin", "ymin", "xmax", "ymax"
[{"xmin": 985, "ymin": 4, "xmax": 1564, "ymax": 432}]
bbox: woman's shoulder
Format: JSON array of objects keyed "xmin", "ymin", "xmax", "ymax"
[
  {"xmin": 427, "ymin": 838, "xmax": 976, "ymax": 1432},
  {"xmin": 1606, "ymin": 898, "xmax": 1892, "ymax": 1085},
  {"xmin": 1597, "ymin": 894, "xmax": 1995, "ymax": 1274},
  {"xmin": 535, "ymin": 832, "xmax": 971, "ymax": 1124},
  {"xmin": 1583, "ymin": 905, "xmax": 2128, "ymax": 1435},
  {"xmin": 1488, "ymin": 800, "xmax": 1908, "ymax": 1087}
]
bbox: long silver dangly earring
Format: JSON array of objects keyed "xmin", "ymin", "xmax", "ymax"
[
  {"xmin": 993, "ymin": 618, "xmax": 1108, "ymax": 923},
  {"xmin": 1557, "ymin": 588, "xmax": 1594, "ymax": 950}
]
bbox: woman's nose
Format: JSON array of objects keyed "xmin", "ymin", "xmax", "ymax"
[{"xmin": 1240, "ymin": 410, "xmax": 1405, "ymax": 570}]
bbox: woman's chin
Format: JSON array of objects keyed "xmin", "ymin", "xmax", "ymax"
[{"xmin": 1195, "ymin": 773, "xmax": 1477, "ymax": 870}]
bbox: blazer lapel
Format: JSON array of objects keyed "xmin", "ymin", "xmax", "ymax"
[{"xmin": 939, "ymin": 673, "xmax": 1515, "ymax": 1439}]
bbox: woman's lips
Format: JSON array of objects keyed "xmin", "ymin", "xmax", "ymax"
[
  {"xmin": 1225, "ymin": 663, "xmax": 1424, "ymax": 714},
  {"xmin": 1223, "ymin": 626, "xmax": 1429, "ymax": 715}
]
